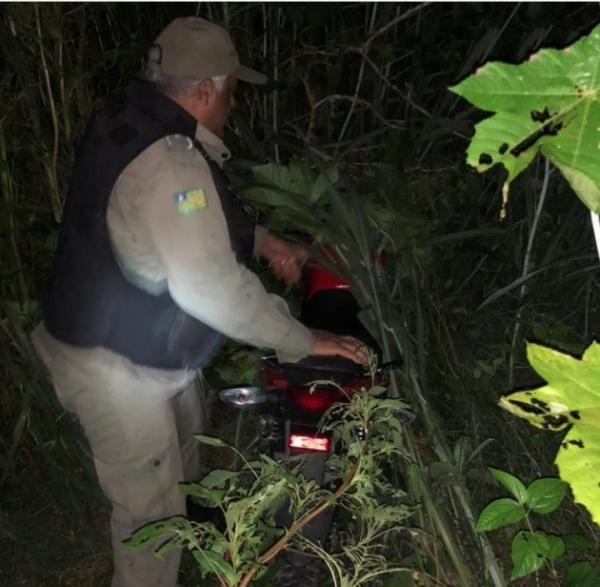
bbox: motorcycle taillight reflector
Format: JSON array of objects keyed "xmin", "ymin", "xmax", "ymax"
[
  {"xmin": 289, "ymin": 386, "xmax": 340, "ymax": 412},
  {"xmin": 289, "ymin": 434, "xmax": 330, "ymax": 452}
]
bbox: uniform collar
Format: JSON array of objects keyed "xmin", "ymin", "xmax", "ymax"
[
  {"xmin": 123, "ymin": 80, "xmax": 232, "ymax": 167},
  {"xmin": 125, "ymin": 79, "xmax": 196, "ymax": 137},
  {"xmin": 195, "ymin": 124, "xmax": 231, "ymax": 167}
]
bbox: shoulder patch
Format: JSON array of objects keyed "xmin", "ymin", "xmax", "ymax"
[
  {"xmin": 165, "ymin": 134, "xmax": 194, "ymax": 152},
  {"xmin": 173, "ymin": 187, "xmax": 207, "ymax": 216}
]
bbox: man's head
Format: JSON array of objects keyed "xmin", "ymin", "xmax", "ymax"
[{"xmin": 146, "ymin": 17, "xmax": 266, "ymax": 137}]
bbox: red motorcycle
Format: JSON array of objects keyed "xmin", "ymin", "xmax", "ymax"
[
  {"xmin": 221, "ymin": 253, "xmax": 383, "ymax": 452},
  {"xmin": 219, "ymin": 253, "xmax": 411, "ymax": 580}
]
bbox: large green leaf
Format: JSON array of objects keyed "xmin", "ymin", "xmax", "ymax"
[
  {"xmin": 475, "ymin": 497, "xmax": 525, "ymax": 531},
  {"xmin": 526, "ymin": 477, "xmax": 567, "ymax": 514},
  {"xmin": 510, "ymin": 531, "xmax": 546, "ymax": 579},
  {"xmin": 489, "ymin": 467, "xmax": 528, "ymax": 504},
  {"xmin": 499, "ymin": 342, "xmax": 600, "ymax": 525},
  {"xmin": 246, "ymin": 162, "xmax": 338, "ymax": 205},
  {"xmin": 567, "ymin": 562, "xmax": 593, "ymax": 587},
  {"xmin": 242, "ymin": 162, "xmax": 339, "ymax": 235},
  {"xmin": 252, "ymin": 163, "xmax": 314, "ymax": 199},
  {"xmin": 450, "ymin": 23, "xmax": 600, "ymax": 214},
  {"xmin": 510, "ymin": 531, "xmax": 565, "ymax": 580}
]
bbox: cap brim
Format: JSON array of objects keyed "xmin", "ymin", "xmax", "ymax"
[{"xmin": 232, "ymin": 64, "xmax": 267, "ymax": 85}]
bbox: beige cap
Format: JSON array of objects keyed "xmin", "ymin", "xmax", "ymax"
[{"xmin": 148, "ymin": 17, "xmax": 267, "ymax": 84}]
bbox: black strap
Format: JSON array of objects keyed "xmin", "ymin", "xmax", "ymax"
[{"xmin": 191, "ymin": 138, "xmax": 257, "ymax": 263}]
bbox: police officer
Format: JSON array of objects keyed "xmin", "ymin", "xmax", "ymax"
[{"xmin": 32, "ymin": 16, "xmax": 367, "ymax": 587}]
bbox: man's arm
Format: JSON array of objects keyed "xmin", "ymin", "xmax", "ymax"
[{"xmin": 140, "ymin": 148, "xmax": 314, "ymax": 363}]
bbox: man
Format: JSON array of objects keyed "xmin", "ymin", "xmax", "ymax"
[{"xmin": 32, "ymin": 16, "xmax": 367, "ymax": 587}]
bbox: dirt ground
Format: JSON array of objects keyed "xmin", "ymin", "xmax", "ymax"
[{"xmin": 1, "ymin": 467, "xmax": 113, "ymax": 587}]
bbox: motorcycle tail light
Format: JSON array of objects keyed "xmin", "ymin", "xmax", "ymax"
[
  {"xmin": 289, "ymin": 434, "xmax": 330, "ymax": 452},
  {"xmin": 289, "ymin": 386, "xmax": 340, "ymax": 412},
  {"xmin": 288, "ymin": 380, "xmax": 370, "ymax": 413}
]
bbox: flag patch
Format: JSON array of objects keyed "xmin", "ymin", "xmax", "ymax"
[{"xmin": 173, "ymin": 188, "xmax": 207, "ymax": 216}]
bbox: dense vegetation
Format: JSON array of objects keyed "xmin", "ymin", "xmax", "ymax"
[{"xmin": 1, "ymin": 3, "xmax": 599, "ymax": 585}]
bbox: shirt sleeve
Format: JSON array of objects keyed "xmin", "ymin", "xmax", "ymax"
[{"xmin": 140, "ymin": 145, "xmax": 313, "ymax": 363}]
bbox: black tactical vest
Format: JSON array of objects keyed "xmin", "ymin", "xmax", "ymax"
[{"xmin": 43, "ymin": 80, "xmax": 256, "ymax": 370}]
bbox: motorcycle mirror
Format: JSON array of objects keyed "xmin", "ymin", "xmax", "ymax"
[{"xmin": 219, "ymin": 386, "xmax": 268, "ymax": 407}]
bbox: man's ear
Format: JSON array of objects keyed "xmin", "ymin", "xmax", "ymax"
[{"xmin": 196, "ymin": 78, "xmax": 216, "ymax": 105}]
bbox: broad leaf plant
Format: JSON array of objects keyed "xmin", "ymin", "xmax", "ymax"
[
  {"xmin": 475, "ymin": 467, "xmax": 599, "ymax": 585},
  {"xmin": 452, "ymin": 24, "xmax": 600, "ymax": 527},
  {"xmin": 450, "ymin": 23, "xmax": 600, "ymax": 217},
  {"xmin": 499, "ymin": 342, "xmax": 600, "ymax": 526}
]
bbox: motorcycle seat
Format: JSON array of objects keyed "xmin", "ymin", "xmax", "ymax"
[{"xmin": 280, "ymin": 355, "xmax": 367, "ymax": 386}]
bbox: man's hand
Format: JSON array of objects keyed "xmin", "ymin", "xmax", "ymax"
[
  {"xmin": 310, "ymin": 330, "xmax": 370, "ymax": 365},
  {"xmin": 258, "ymin": 234, "xmax": 308, "ymax": 286}
]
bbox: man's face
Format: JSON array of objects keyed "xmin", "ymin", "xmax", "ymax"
[{"xmin": 206, "ymin": 77, "xmax": 237, "ymax": 138}]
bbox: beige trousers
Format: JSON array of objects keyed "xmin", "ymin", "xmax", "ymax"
[{"xmin": 32, "ymin": 325, "xmax": 207, "ymax": 587}]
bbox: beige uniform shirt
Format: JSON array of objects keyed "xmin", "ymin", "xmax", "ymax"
[{"xmin": 34, "ymin": 124, "xmax": 313, "ymax": 385}]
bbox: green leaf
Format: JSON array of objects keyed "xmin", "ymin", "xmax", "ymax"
[
  {"xmin": 191, "ymin": 550, "xmax": 237, "ymax": 586},
  {"xmin": 246, "ymin": 162, "xmax": 337, "ymax": 207},
  {"xmin": 179, "ymin": 482, "xmax": 225, "ymax": 508},
  {"xmin": 544, "ymin": 534, "xmax": 566, "ymax": 561},
  {"xmin": 526, "ymin": 477, "xmax": 567, "ymax": 513},
  {"xmin": 244, "ymin": 186, "xmax": 308, "ymax": 211},
  {"xmin": 563, "ymin": 534, "xmax": 590, "ymax": 552},
  {"xmin": 580, "ymin": 564, "xmax": 600, "ymax": 587},
  {"xmin": 372, "ymin": 398, "xmax": 412, "ymax": 412},
  {"xmin": 499, "ymin": 342, "xmax": 600, "ymax": 524},
  {"xmin": 182, "ymin": 469, "xmax": 241, "ymax": 508},
  {"xmin": 566, "ymin": 562, "xmax": 593, "ymax": 586},
  {"xmin": 225, "ymin": 478, "xmax": 288, "ymax": 528},
  {"xmin": 489, "ymin": 467, "xmax": 528, "ymax": 504},
  {"xmin": 475, "ymin": 497, "xmax": 525, "ymax": 531},
  {"xmin": 450, "ymin": 23, "xmax": 600, "ymax": 213},
  {"xmin": 510, "ymin": 530, "xmax": 564, "ymax": 580},
  {"xmin": 198, "ymin": 469, "xmax": 238, "ymax": 489},
  {"xmin": 510, "ymin": 531, "xmax": 547, "ymax": 580},
  {"xmin": 193, "ymin": 434, "xmax": 230, "ymax": 448},
  {"xmin": 251, "ymin": 162, "xmax": 314, "ymax": 197},
  {"xmin": 553, "ymin": 163, "xmax": 600, "ymax": 213},
  {"xmin": 311, "ymin": 166, "xmax": 339, "ymax": 202},
  {"xmin": 125, "ymin": 516, "xmax": 189, "ymax": 549},
  {"xmin": 369, "ymin": 385, "xmax": 388, "ymax": 396}
]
